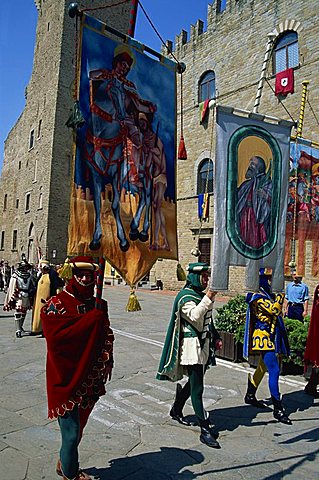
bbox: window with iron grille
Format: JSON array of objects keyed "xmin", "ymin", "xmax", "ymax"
[
  {"xmin": 12, "ymin": 230, "xmax": 17, "ymax": 251},
  {"xmin": 199, "ymin": 238, "xmax": 211, "ymax": 264},
  {"xmin": 199, "ymin": 71, "xmax": 216, "ymax": 103},
  {"xmin": 273, "ymin": 31, "xmax": 299, "ymax": 74},
  {"xmin": 197, "ymin": 159, "xmax": 214, "ymax": 195}
]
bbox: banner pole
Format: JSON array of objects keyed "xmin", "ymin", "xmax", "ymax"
[
  {"xmin": 296, "ymin": 80, "xmax": 310, "ymax": 138},
  {"xmin": 253, "ymin": 33, "xmax": 276, "ymax": 113},
  {"xmin": 95, "ymin": 257, "xmax": 106, "ymax": 310}
]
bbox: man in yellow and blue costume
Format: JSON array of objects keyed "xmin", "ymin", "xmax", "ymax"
[{"xmin": 243, "ymin": 268, "xmax": 292, "ymax": 425}]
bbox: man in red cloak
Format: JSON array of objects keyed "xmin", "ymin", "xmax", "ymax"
[
  {"xmin": 41, "ymin": 256, "xmax": 114, "ymax": 480},
  {"xmin": 304, "ymin": 285, "xmax": 319, "ymax": 397}
]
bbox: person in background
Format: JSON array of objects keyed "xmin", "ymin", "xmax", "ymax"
[
  {"xmin": 157, "ymin": 262, "xmax": 222, "ymax": 449},
  {"xmin": 243, "ymin": 268, "xmax": 292, "ymax": 424},
  {"xmin": 31, "ymin": 259, "xmax": 64, "ymax": 335},
  {"xmin": 3, "ymin": 258, "xmax": 36, "ymax": 338},
  {"xmin": 41, "ymin": 256, "xmax": 114, "ymax": 480},
  {"xmin": 283, "ymin": 271, "xmax": 309, "ymax": 321},
  {"xmin": 303, "ymin": 284, "xmax": 319, "ymax": 397}
]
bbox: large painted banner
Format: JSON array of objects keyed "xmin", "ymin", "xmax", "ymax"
[
  {"xmin": 285, "ymin": 139, "xmax": 319, "ymax": 276},
  {"xmin": 67, "ymin": 14, "xmax": 178, "ymax": 285},
  {"xmin": 211, "ymin": 106, "xmax": 293, "ymax": 292}
]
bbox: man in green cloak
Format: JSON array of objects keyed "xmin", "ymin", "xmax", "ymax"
[{"xmin": 157, "ymin": 262, "xmax": 221, "ymax": 448}]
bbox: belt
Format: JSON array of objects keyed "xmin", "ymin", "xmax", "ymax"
[{"xmin": 288, "ymin": 302, "xmax": 303, "ymax": 306}]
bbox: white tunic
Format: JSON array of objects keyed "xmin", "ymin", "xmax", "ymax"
[{"xmin": 180, "ymin": 295, "xmax": 214, "ymax": 365}]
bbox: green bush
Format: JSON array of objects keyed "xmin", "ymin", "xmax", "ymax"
[
  {"xmin": 283, "ymin": 318, "xmax": 310, "ymax": 366},
  {"xmin": 215, "ymin": 295, "xmax": 247, "ymax": 337}
]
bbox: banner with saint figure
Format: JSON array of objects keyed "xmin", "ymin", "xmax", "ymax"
[
  {"xmin": 285, "ymin": 139, "xmax": 319, "ymax": 276},
  {"xmin": 211, "ymin": 106, "xmax": 293, "ymax": 292},
  {"xmin": 67, "ymin": 14, "xmax": 178, "ymax": 285}
]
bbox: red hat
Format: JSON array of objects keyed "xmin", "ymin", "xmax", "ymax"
[{"xmin": 70, "ymin": 256, "xmax": 99, "ymax": 271}]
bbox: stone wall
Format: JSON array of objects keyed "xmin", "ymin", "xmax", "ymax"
[
  {"xmin": 153, "ymin": 0, "xmax": 319, "ymax": 296},
  {"xmin": 0, "ymin": 0, "xmax": 131, "ymax": 265}
]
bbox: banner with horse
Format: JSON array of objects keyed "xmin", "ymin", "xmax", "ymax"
[
  {"xmin": 67, "ymin": 14, "xmax": 178, "ymax": 285},
  {"xmin": 211, "ymin": 106, "xmax": 293, "ymax": 292},
  {"xmin": 285, "ymin": 139, "xmax": 319, "ymax": 276}
]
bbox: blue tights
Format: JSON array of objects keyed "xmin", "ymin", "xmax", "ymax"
[{"xmin": 262, "ymin": 351, "xmax": 280, "ymax": 400}]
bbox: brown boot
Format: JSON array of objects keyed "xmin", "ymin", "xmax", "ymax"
[{"xmin": 57, "ymin": 459, "xmax": 92, "ymax": 480}]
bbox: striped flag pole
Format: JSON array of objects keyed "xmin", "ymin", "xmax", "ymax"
[
  {"xmin": 253, "ymin": 33, "xmax": 276, "ymax": 113},
  {"xmin": 95, "ymin": 257, "xmax": 106, "ymax": 310},
  {"xmin": 128, "ymin": 0, "xmax": 139, "ymax": 37}
]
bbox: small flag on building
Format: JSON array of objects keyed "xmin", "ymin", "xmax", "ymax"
[
  {"xmin": 199, "ymin": 99, "xmax": 210, "ymax": 124},
  {"xmin": 275, "ymin": 68, "xmax": 294, "ymax": 97},
  {"xmin": 198, "ymin": 193, "xmax": 209, "ymax": 220}
]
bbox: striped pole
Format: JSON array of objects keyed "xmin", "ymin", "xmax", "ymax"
[
  {"xmin": 95, "ymin": 257, "xmax": 106, "ymax": 310},
  {"xmin": 128, "ymin": 0, "xmax": 138, "ymax": 37},
  {"xmin": 253, "ymin": 33, "xmax": 276, "ymax": 113},
  {"xmin": 296, "ymin": 80, "xmax": 310, "ymax": 137}
]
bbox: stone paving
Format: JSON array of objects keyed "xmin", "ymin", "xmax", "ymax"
[{"xmin": 0, "ymin": 286, "xmax": 318, "ymax": 480}]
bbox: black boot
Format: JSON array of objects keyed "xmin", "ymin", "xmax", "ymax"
[
  {"xmin": 199, "ymin": 419, "xmax": 220, "ymax": 449},
  {"xmin": 170, "ymin": 384, "xmax": 197, "ymax": 426},
  {"xmin": 271, "ymin": 396, "xmax": 292, "ymax": 425},
  {"xmin": 244, "ymin": 376, "xmax": 267, "ymax": 408},
  {"xmin": 304, "ymin": 370, "xmax": 319, "ymax": 398}
]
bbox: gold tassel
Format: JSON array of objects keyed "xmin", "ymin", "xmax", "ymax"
[
  {"xmin": 57, "ymin": 258, "xmax": 73, "ymax": 282},
  {"xmin": 177, "ymin": 263, "xmax": 186, "ymax": 281},
  {"xmin": 126, "ymin": 287, "xmax": 142, "ymax": 312}
]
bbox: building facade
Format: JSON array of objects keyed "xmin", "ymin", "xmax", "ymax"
[
  {"xmin": 1, "ymin": 0, "xmax": 318, "ymax": 295},
  {"xmin": 0, "ymin": 0, "xmax": 131, "ymax": 265},
  {"xmin": 153, "ymin": 0, "xmax": 319, "ymax": 294}
]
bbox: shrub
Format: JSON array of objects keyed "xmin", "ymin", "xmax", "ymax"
[
  {"xmin": 215, "ymin": 295, "xmax": 247, "ymax": 336},
  {"xmin": 283, "ymin": 318, "xmax": 310, "ymax": 366}
]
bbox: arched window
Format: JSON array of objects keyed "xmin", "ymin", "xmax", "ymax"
[
  {"xmin": 198, "ymin": 71, "xmax": 216, "ymax": 103},
  {"xmin": 197, "ymin": 159, "xmax": 213, "ymax": 194},
  {"xmin": 273, "ymin": 31, "xmax": 299, "ymax": 74}
]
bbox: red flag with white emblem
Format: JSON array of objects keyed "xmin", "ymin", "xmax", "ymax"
[{"xmin": 275, "ymin": 68, "xmax": 294, "ymax": 96}]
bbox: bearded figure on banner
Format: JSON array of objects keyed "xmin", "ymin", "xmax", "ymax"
[{"xmin": 236, "ymin": 155, "xmax": 272, "ymax": 249}]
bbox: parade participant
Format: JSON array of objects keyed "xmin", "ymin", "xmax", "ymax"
[
  {"xmin": 303, "ymin": 284, "xmax": 319, "ymax": 397},
  {"xmin": 2, "ymin": 260, "xmax": 12, "ymax": 292},
  {"xmin": 31, "ymin": 259, "xmax": 63, "ymax": 335},
  {"xmin": 157, "ymin": 262, "xmax": 222, "ymax": 449},
  {"xmin": 243, "ymin": 268, "xmax": 292, "ymax": 424},
  {"xmin": 283, "ymin": 271, "xmax": 309, "ymax": 321},
  {"xmin": 3, "ymin": 258, "xmax": 36, "ymax": 338},
  {"xmin": 41, "ymin": 256, "xmax": 114, "ymax": 480}
]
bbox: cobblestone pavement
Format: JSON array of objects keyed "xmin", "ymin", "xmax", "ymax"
[{"xmin": 0, "ymin": 286, "xmax": 318, "ymax": 480}]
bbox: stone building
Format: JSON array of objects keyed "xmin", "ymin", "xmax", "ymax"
[
  {"xmin": 1, "ymin": 0, "xmax": 318, "ymax": 295},
  {"xmin": 0, "ymin": 0, "xmax": 131, "ymax": 265},
  {"xmin": 153, "ymin": 0, "xmax": 319, "ymax": 294}
]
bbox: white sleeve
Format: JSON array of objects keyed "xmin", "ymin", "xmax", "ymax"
[{"xmin": 181, "ymin": 296, "xmax": 213, "ymax": 330}]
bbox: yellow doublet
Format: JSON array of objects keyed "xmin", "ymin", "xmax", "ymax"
[{"xmin": 251, "ymin": 293, "xmax": 284, "ymax": 351}]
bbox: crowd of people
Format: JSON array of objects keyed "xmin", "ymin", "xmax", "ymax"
[
  {"xmin": 2, "ymin": 256, "xmax": 64, "ymax": 338},
  {"xmin": 1, "ymin": 256, "xmax": 319, "ymax": 479}
]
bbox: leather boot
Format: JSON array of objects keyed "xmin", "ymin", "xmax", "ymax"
[
  {"xmin": 271, "ymin": 396, "xmax": 292, "ymax": 425},
  {"xmin": 57, "ymin": 459, "xmax": 92, "ymax": 480},
  {"xmin": 170, "ymin": 384, "xmax": 197, "ymax": 426},
  {"xmin": 244, "ymin": 376, "xmax": 267, "ymax": 408},
  {"xmin": 199, "ymin": 419, "xmax": 220, "ymax": 449}
]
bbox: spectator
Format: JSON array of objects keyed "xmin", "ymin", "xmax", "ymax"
[
  {"xmin": 283, "ymin": 271, "xmax": 309, "ymax": 321},
  {"xmin": 303, "ymin": 284, "xmax": 319, "ymax": 397}
]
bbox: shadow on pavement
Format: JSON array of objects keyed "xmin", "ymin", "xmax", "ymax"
[{"xmin": 86, "ymin": 447, "xmax": 204, "ymax": 479}]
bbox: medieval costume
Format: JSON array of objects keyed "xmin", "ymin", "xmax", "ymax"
[
  {"xmin": 41, "ymin": 256, "xmax": 114, "ymax": 480},
  {"xmin": 3, "ymin": 259, "xmax": 36, "ymax": 338},
  {"xmin": 243, "ymin": 268, "xmax": 292, "ymax": 424},
  {"xmin": 303, "ymin": 284, "xmax": 319, "ymax": 397},
  {"xmin": 157, "ymin": 262, "xmax": 221, "ymax": 448},
  {"xmin": 31, "ymin": 259, "xmax": 64, "ymax": 334}
]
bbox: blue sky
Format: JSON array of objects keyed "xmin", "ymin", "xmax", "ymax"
[{"xmin": 0, "ymin": 0, "xmax": 213, "ymax": 170}]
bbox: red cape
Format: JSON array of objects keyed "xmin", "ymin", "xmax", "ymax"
[
  {"xmin": 304, "ymin": 285, "xmax": 319, "ymax": 367},
  {"xmin": 41, "ymin": 291, "xmax": 114, "ymax": 418}
]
